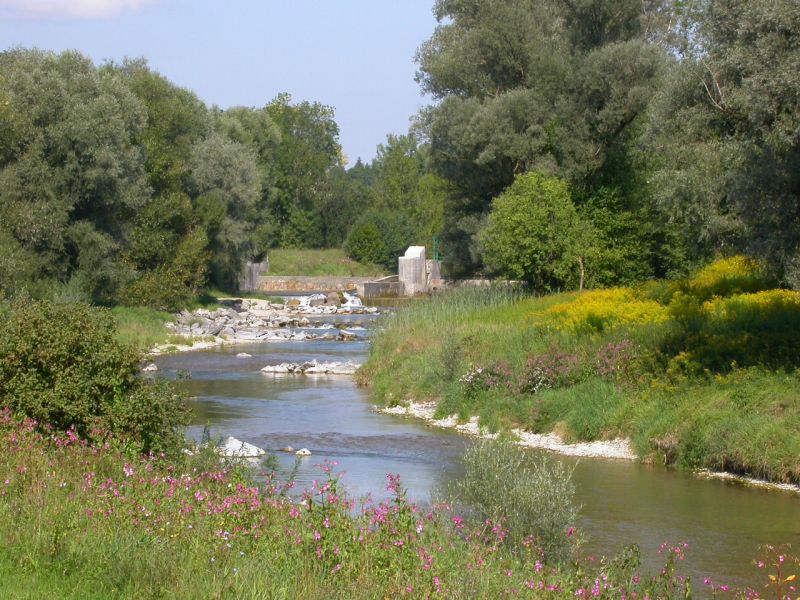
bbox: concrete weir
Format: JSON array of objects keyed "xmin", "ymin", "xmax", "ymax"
[{"xmin": 240, "ymin": 247, "xmax": 443, "ymax": 299}]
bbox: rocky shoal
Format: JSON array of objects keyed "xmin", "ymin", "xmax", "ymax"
[{"xmin": 150, "ymin": 296, "xmax": 376, "ymax": 354}]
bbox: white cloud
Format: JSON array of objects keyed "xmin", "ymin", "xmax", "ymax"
[{"xmin": 0, "ymin": 0, "xmax": 156, "ymax": 19}]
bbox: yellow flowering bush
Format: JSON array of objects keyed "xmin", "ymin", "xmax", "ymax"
[
  {"xmin": 687, "ymin": 256, "xmax": 772, "ymax": 301},
  {"xmin": 666, "ymin": 289, "xmax": 800, "ymax": 373},
  {"xmin": 701, "ymin": 289, "xmax": 800, "ymax": 319},
  {"xmin": 535, "ymin": 288, "xmax": 669, "ymax": 333}
]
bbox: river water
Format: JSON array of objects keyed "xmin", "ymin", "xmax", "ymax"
[{"xmin": 153, "ymin": 312, "xmax": 799, "ymax": 591}]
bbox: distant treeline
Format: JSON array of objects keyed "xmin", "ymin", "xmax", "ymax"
[
  {"xmin": 0, "ymin": 49, "xmax": 442, "ymax": 309},
  {"xmin": 2, "ymin": 0, "xmax": 799, "ymax": 306}
]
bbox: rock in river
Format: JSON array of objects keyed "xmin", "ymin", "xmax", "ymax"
[{"xmin": 219, "ymin": 436, "xmax": 266, "ymax": 458}]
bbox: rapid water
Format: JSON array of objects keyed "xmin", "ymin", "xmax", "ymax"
[{"xmin": 154, "ymin": 313, "xmax": 799, "ymax": 590}]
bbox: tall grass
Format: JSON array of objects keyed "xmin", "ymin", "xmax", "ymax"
[
  {"xmin": 111, "ymin": 306, "xmax": 181, "ymax": 351},
  {"xmin": 447, "ymin": 439, "xmax": 578, "ymax": 563}
]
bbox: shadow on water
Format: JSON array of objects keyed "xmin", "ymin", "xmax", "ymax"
[{"xmin": 156, "ymin": 335, "xmax": 800, "ymax": 590}]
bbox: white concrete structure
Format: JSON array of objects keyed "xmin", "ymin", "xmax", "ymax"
[{"xmin": 399, "ymin": 246, "xmax": 428, "ymax": 295}]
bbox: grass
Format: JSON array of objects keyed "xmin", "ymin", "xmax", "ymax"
[
  {"xmin": 1, "ymin": 410, "xmax": 790, "ymax": 599},
  {"xmin": 266, "ymin": 248, "xmax": 387, "ymax": 277},
  {"xmin": 111, "ymin": 306, "xmax": 185, "ymax": 352},
  {"xmin": 359, "ymin": 261, "xmax": 800, "ymax": 484}
]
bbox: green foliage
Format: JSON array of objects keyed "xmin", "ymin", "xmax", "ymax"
[
  {"xmin": 113, "ymin": 58, "xmax": 211, "ymax": 196},
  {"xmin": 362, "ymin": 262, "xmax": 800, "ymax": 483},
  {"xmin": 190, "ymin": 132, "xmax": 261, "ymax": 290},
  {"xmin": 481, "ymin": 172, "xmax": 595, "ymax": 291},
  {"xmin": 344, "ymin": 222, "xmax": 388, "ymax": 266},
  {"xmin": 0, "ymin": 48, "xmax": 149, "ymax": 303},
  {"xmin": 344, "ymin": 209, "xmax": 415, "ymax": 270},
  {"xmin": 645, "ymin": 0, "xmax": 800, "ymax": 280},
  {"xmin": 449, "ymin": 438, "xmax": 577, "ymax": 562},
  {"xmin": 416, "ymin": 0, "xmax": 669, "ymax": 277},
  {"xmin": 0, "ymin": 300, "xmax": 187, "ymax": 455}
]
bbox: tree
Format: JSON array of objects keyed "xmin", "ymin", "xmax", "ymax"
[
  {"xmin": 480, "ymin": 172, "xmax": 594, "ymax": 291},
  {"xmin": 415, "ymin": 0, "xmax": 671, "ymax": 277},
  {"xmin": 190, "ymin": 133, "xmax": 261, "ymax": 289},
  {"xmin": 0, "ymin": 48, "xmax": 149, "ymax": 302},
  {"xmin": 264, "ymin": 94, "xmax": 344, "ymax": 246},
  {"xmin": 645, "ymin": 0, "xmax": 800, "ymax": 283},
  {"xmin": 363, "ymin": 133, "xmax": 449, "ymax": 256},
  {"xmin": 113, "ymin": 58, "xmax": 211, "ymax": 197}
]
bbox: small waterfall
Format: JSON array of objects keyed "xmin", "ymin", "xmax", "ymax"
[{"xmin": 342, "ymin": 291, "xmax": 363, "ymax": 308}]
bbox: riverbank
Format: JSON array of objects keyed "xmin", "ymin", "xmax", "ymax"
[
  {"xmin": 378, "ymin": 401, "xmax": 800, "ymax": 495},
  {"xmin": 3, "ymin": 410, "xmax": 794, "ymax": 599},
  {"xmin": 358, "ymin": 259, "xmax": 800, "ymax": 486}
]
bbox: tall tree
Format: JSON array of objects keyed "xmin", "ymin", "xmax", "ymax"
[
  {"xmin": 415, "ymin": 0, "xmax": 671, "ymax": 277},
  {"xmin": 646, "ymin": 0, "xmax": 800, "ymax": 283},
  {"xmin": 0, "ymin": 48, "xmax": 149, "ymax": 302},
  {"xmin": 264, "ymin": 93, "xmax": 343, "ymax": 246}
]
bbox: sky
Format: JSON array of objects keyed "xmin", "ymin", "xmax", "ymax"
[{"xmin": 0, "ymin": 0, "xmax": 439, "ymax": 166}]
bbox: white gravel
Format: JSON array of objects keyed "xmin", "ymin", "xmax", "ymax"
[{"xmin": 379, "ymin": 401, "xmax": 636, "ymax": 460}]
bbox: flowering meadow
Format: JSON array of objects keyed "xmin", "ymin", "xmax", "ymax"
[
  {"xmin": 361, "ymin": 257, "xmax": 800, "ymax": 484},
  {"xmin": 0, "ymin": 408, "xmax": 796, "ymax": 599}
]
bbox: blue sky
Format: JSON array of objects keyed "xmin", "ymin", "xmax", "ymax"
[{"xmin": 0, "ymin": 0, "xmax": 439, "ymax": 165}]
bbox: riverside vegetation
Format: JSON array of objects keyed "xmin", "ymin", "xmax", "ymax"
[
  {"xmin": 0, "ymin": 410, "xmax": 796, "ymax": 599},
  {"xmin": 0, "ymin": 295, "xmax": 796, "ymax": 598},
  {"xmin": 359, "ymin": 257, "xmax": 800, "ymax": 485}
]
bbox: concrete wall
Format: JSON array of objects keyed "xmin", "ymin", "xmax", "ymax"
[
  {"xmin": 240, "ymin": 262, "xmax": 269, "ymax": 292},
  {"xmin": 255, "ymin": 276, "xmax": 374, "ymax": 293},
  {"xmin": 357, "ymin": 281, "xmax": 405, "ymax": 298},
  {"xmin": 399, "ymin": 246, "xmax": 427, "ymax": 295}
]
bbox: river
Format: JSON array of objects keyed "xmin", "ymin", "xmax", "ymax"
[{"xmin": 153, "ymin": 310, "xmax": 799, "ymax": 591}]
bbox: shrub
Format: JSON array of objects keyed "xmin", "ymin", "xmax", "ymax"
[
  {"xmin": 448, "ymin": 438, "xmax": 577, "ymax": 563},
  {"xmin": 480, "ymin": 172, "xmax": 594, "ymax": 292},
  {"xmin": 686, "ymin": 255, "xmax": 772, "ymax": 301},
  {"xmin": 0, "ymin": 300, "xmax": 188, "ymax": 455},
  {"xmin": 536, "ymin": 288, "xmax": 669, "ymax": 334},
  {"xmin": 519, "ymin": 351, "xmax": 583, "ymax": 393},
  {"xmin": 344, "ymin": 221, "xmax": 388, "ymax": 266},
  {"xmin": 665, "ymin": 289, "xmax": 800, "ymax": 373},
  {"xmin": 458, "ymin": 362, "xmax": 514, "ymax": 399}
]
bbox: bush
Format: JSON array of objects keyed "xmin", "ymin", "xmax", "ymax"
[
  {"xmin": 686, "ymin": 255, "xmax": 772, "ymax": 301},
  {"xmin": 665, "ymin": 288, "xmax": 800, "ymax": 373},
  {"xmin": 344, "ymin": 209, "xmax": 415, "ymax": 270},
  {"xmin": 536, "ymin": 288, "xmax": 669, "ymax": 334},
  {"xmin": 448, "ymin": 438, "xmax": 577, "ymax": 563},
  {"xmin": 0, "ymin": 300, "xmax": 188, "ymax": 455},
  {"xmin": 344, "ymin": 221, "xmax": 388, "ymax": 266},
  {"xmin": 480, "ymin": 172, "xmax": 594, "ymax": 292}
]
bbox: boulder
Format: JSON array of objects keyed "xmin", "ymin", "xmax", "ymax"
[
  {"xmin": 261, "ymin": 360, "xmax": 360, "ymax": 375},
  {"xmin": 219, "ymin": 436, "xmax": 265, "ymax": 458},
  {"xmin": 142, "ymin": 362, "xmax": 159, "ymax": 372},
  {"xmin": 326, "ymin": 292, "xmax": 341, "ymax": 306}
]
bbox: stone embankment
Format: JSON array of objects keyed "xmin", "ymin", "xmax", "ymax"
[{"xmin": 150, "ymin": 296, "xmax": 376, "ymax": 354}]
